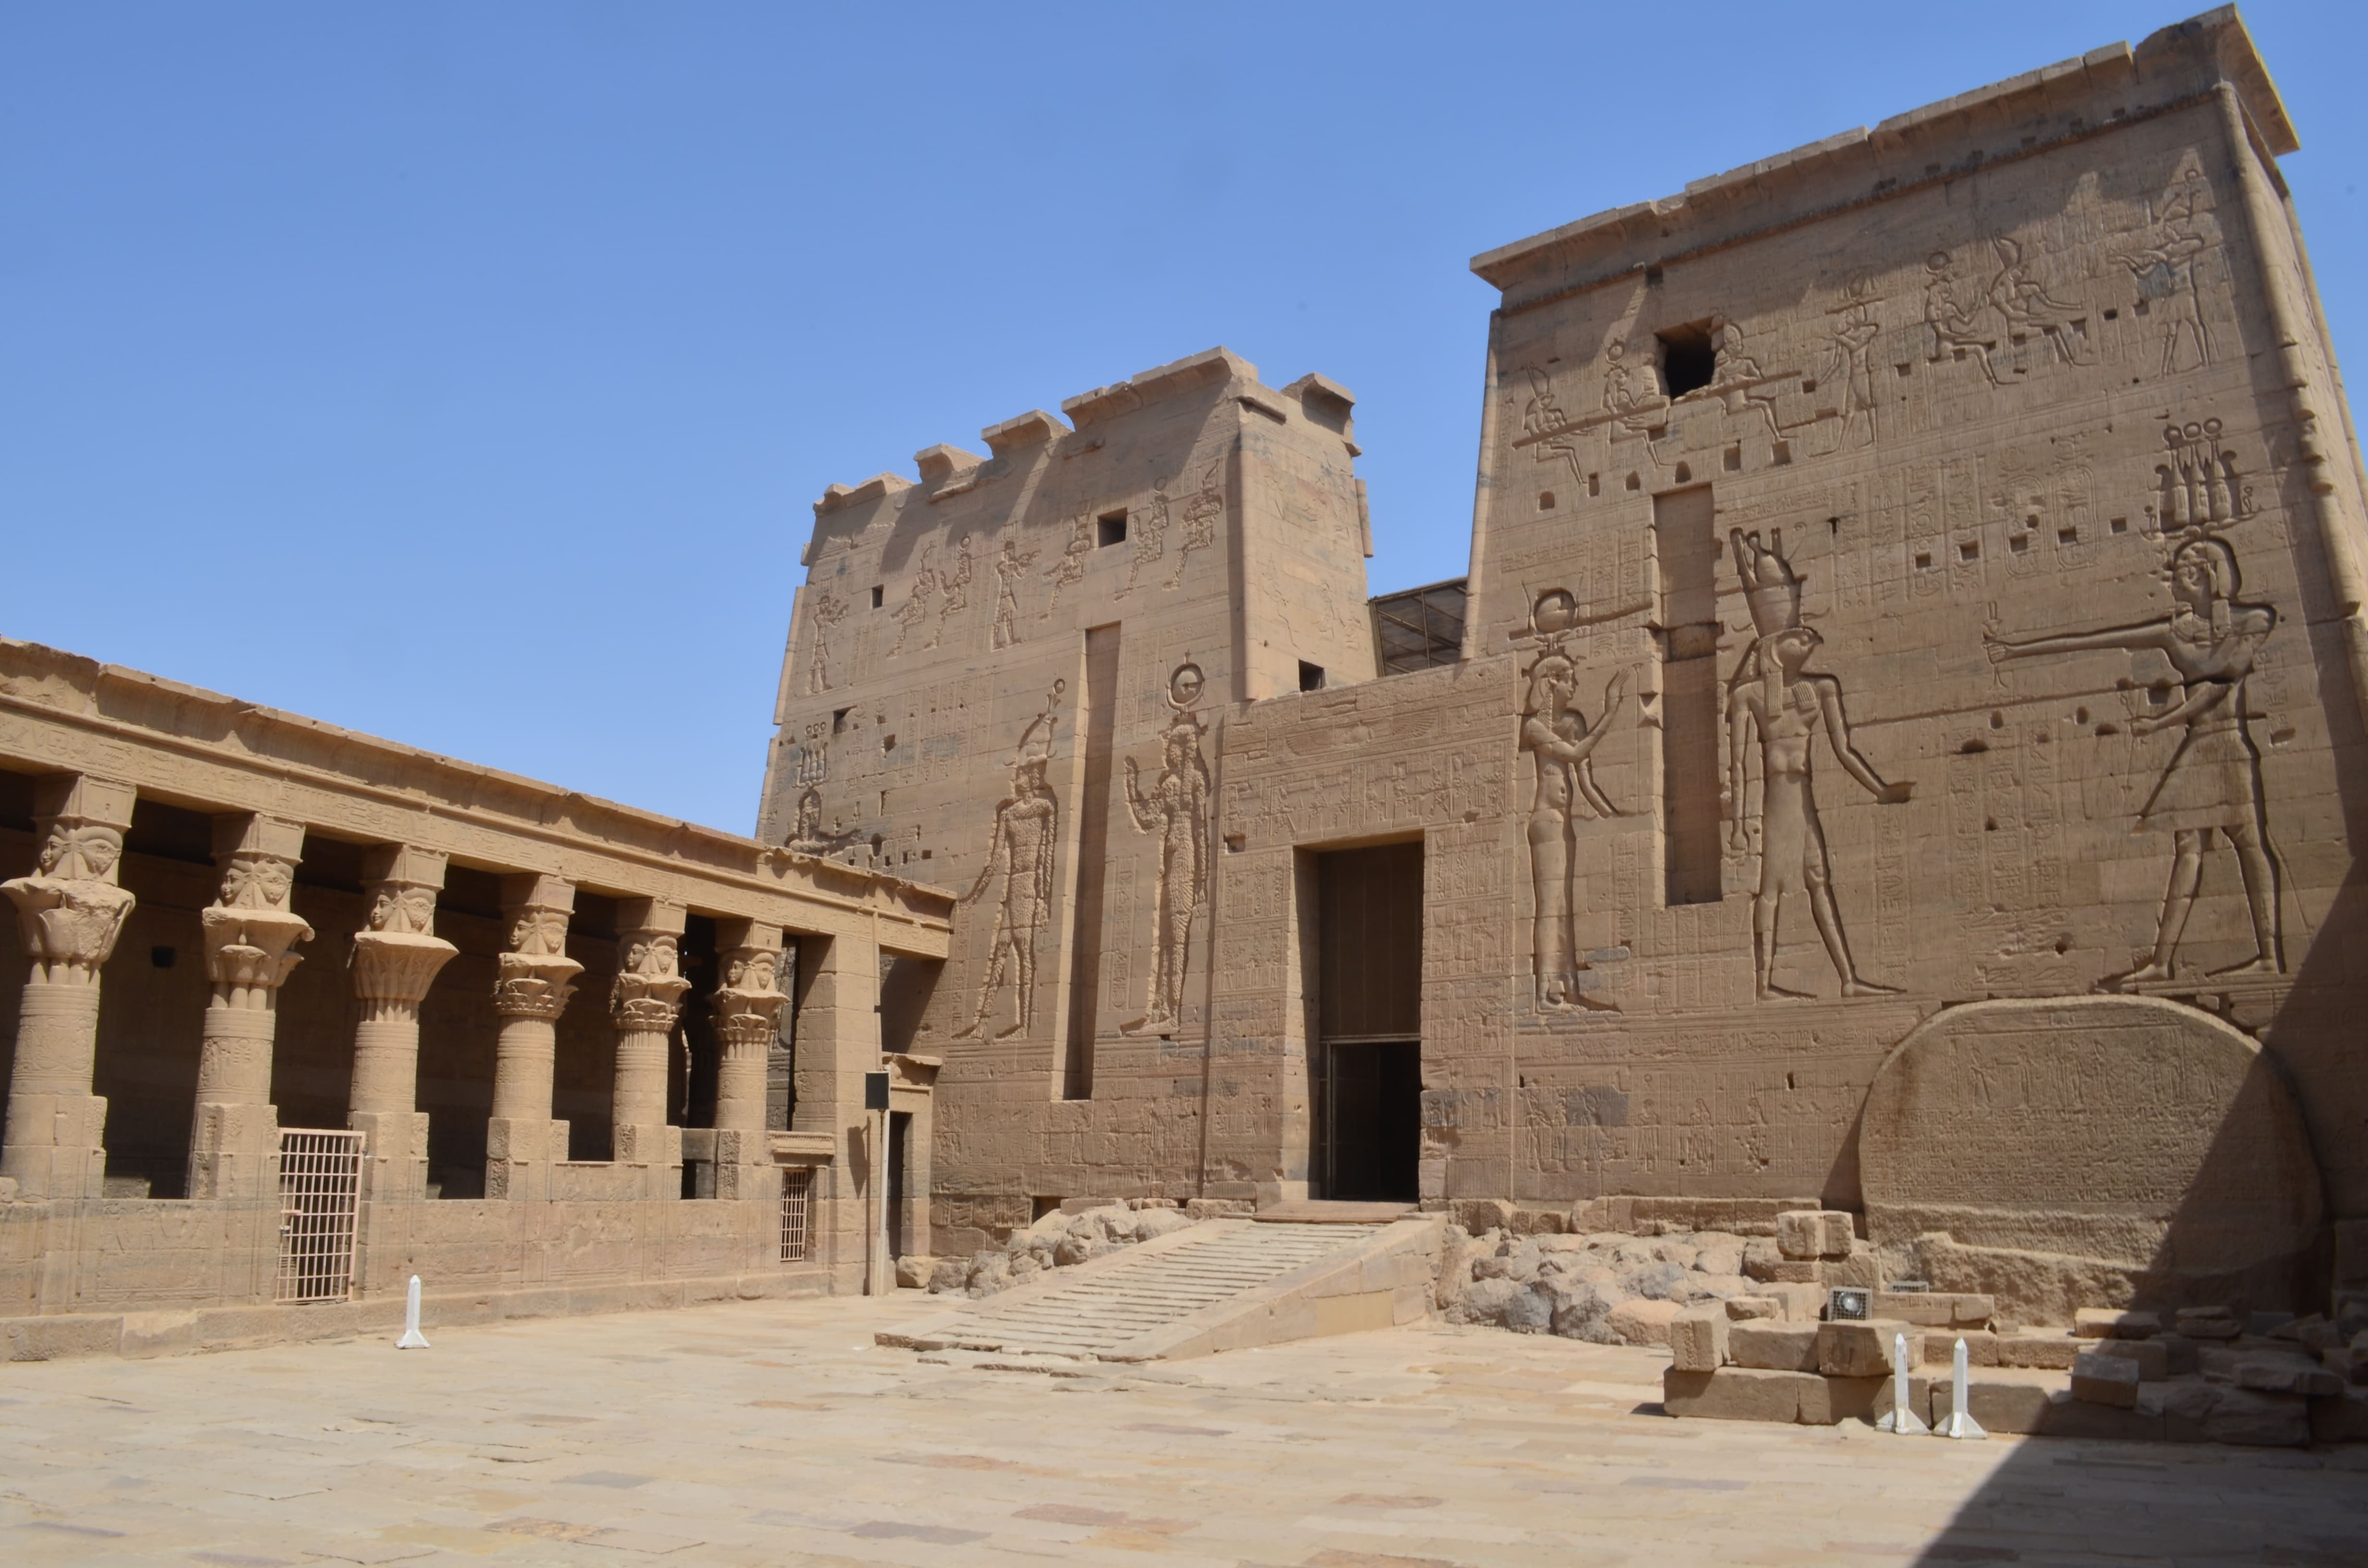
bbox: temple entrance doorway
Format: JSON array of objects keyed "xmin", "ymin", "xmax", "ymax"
[{"xmin": 1311, "ymin": 840, "xmax": 1422, "ymax": 1203}]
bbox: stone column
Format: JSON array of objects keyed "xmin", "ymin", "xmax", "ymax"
[
  {"xmin": 791, "ymin": 930, "xmax": 884, "ymax": 1293},
  {"xmin": 0, "ymin": 775, "xmax": 136, "ymax": 1200},
  {"xmin": 610, "ymin": 897, "xmax": 687, "ymax": 1194},
  {"xmin": 486, "ymin": 873, "xmax": 579, "ymax": 1200},
  {"xmin": 347, "ymin": 845, "xmax": 456, "ymax": 1202},
  {"xmin": 189, "ymin": 814, "xmax": 311, "ymax": 1201},
  {"xmin": 710, "ymin": 919, "xmax": 785, "ymax": 1199}
]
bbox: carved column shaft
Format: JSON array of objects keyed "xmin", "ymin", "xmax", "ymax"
[
  {"xmin": 188, "ymin": 814, "xmax": 311, "ymax": 1201},
  {"xmin": 348, "ymin": 845, "xmax": 456, "ymax": 1203},
  {"xmin": 1, "ymin": 775, "xmax": 136, "ymax": 1199},
  {"xmin": 611, "ymin": 897, "xmax": 688, "ymax": 1170},
  {"xmin": 487, "ymin": 873, "xmax": 579, "ymax": 1199},
  {"xmin": 711, "ymin": 920, "xmax": 786, "ymax": 1139}
]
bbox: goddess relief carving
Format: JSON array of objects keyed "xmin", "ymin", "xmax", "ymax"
[
  {"xmin": 1520, "ymin": 589, "xmax": 1628, "ymax": 1013},
  {"xmin": 1122, "ymin": 662, "xmax": 1212, "ymax": 1037}
]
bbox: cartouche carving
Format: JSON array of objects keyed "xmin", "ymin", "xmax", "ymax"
[
  {"xmin": 1521, "ymin": 589, "xmax": 1629, "ymax": 1012},
  {"xmin": 1724, "ymin": 532, "xmax": 1912, "ymax": 999},
  {"xmin": 954, "ymin": 681, "xmax": 1064, "ymax": 1041},
  {"xmin": 1123, "ymin": 662, "xmax": 1212, "ymax": 1037},
  {"xmin": 1986, "ymin": 461, "xmax": 2279, "ymax": 986}
]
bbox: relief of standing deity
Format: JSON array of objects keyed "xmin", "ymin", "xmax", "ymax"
[
  {"xmin": 1985, "ymin": 422, "xmax": 2279, "ymax": 985},
  {"xmin": 991, "ymin": 536, "xmax": 1037, "ymax": 649},
  {"xmin": 1520, "ymin": 589, "xmax": 1629, "ymax": 1013},
  {"xmin": 930, "ymin": 534, "xmax": 974, "ymax": 649},
  {"xmin": 1170, "ymin": 459, "xmax": 1223, "ymax": 590},
  {"xmin": 889, "ymin": 546, "xmax": 937, "ymax": 658},
  {"xmin": 954, "ymin": 682, "xmax": 1065, "ymax": 1041},
  {"xmin": 1122, "ymin": 662, "xmax": 1212, "ymax": 1037},
  {"xmin": 1725, "ymin": 530, "xmax": 1912, "ymax": 1000},
  {"xmin": 802, "ymin": 587, "xmax": 847, "ymax": 694}
]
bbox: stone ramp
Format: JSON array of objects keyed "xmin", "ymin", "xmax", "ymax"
[{"xmin": 879, "ymin": 1214, "xmax": 1444, "ymax": 1362}]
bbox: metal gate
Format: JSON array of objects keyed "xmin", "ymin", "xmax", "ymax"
[
  {"xmin": 780, "ymin": 1167, "xmax": 814, "ymax": 1262},
  {"xmin": 276, "ymin": 1128, "xmax": 363, "ymax": 1303}
]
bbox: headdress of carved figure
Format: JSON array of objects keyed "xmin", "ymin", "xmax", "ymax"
[
  {"xmin": 1523, "ymin": 647, "xmax": 1578, "ymax": 718},
  {"xmin": 2166, "ymin": 531, "xmax": 2244, "ymax": 639},
  {"xmin": 1167, "ymin": 662, "xmax": 1205, "ymax": 712},
  {"xmin": 1012, "ymin": 678, "xmax": 1066, "ymax": 772},
  {"xmin": 368, "ymin": 883, "xmax": 438, "ymax": 936},
  {"xmin": 792, "ymin": 786, "xmax": 824, "ymax": 839},
  {"xmin": 37, "ymin": 822, "xmax": 122, "ymax": 882},
  {"xmin": 1730, "ymin": 528, "xmax": 1804, "ymax": 638},
  {"xmin": 508, "ymin": 906, "xmax": 570, "ymax": 957},
  {"xmin": 723, "ymin": 948, "xmax": 780, "ymax": 993},
  {"xmin": 1529, "ymin": 588, "xmax": 1578, "ymax": 641}
]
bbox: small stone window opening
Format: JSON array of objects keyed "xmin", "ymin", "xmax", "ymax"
[
  {"xmin": 1673, "ymin": 462, "xmax": 1692, "ymax": 485},
  {"xmin": 1655, "ymin": 320, "xmax": 1717, "ymax": 398},
  {"xmin": 1723, "ymin": 444, "xmax": 1741, "ymax": 472},
  {"xmin": 1915, "ymin": 551, "xmax": 1933, "ymax": 571},
  {"xmin": 832, "ymin": 708, "xmax": 850, "ymax": 733},
  {"xmin": 869, "ymin": 585, "xmax": 884, "ymax": 609},
  {"xmin": 1770, "ymin": 441, "xmax": 1791, "ymax": 466},
  {"xmin": 881, "ymin": 733, "xmax": 896, "ymax": 753},
  {"xmin": 2110, "ymin": 516, "xmax": 2129, "ymax": 535},
  {"xmin": 2010, "ymin": 533, "xmax": 2031, "ymax": 555},
  {"xmin": 1587, "ymin": 473, "xmax": 1601, "ymax": 497},
  {"xmin": 1959, "ymin": 540, "xmax": 1981, "ymax": 564},
  {"xmin": 1538, "ymin": 491, "xmax": 1555, "ymax": 511},
  {"xmin": 1298, "ymin": 661, "xmax": 1327, "ymax": 693},
  {"xmin": 2059, "ymin": 524, "xmax": 2079, "ymax": 546},
  {"xmin": 1097, "ymin": 510, "xmax": 1128, "ymax": 547},
  {"xmin": 1625, "ymin": 472, "xmax": 1641, "ymax": 492}
]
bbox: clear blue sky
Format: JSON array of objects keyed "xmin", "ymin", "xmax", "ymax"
[{"xmin": 4, "ymin": 3, "xmax": 2360, "ymax": 835}]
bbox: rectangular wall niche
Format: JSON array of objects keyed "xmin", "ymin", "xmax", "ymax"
[{"xmin": 1653, "ymin": 486, "xmax": 1723, "ymax": 907}]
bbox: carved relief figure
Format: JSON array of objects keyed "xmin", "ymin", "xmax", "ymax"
[
  {"xmin": 1986, "ymin": 500, "xmax": 2278, "ymax": 984},
  {"xmin": 1171, "ymin": 459, "xmax": 1222, "ymax": 590},
  {"xmin": 1118, "ymin": 485, "xmax": 1166, "ymax": 598},
  {"xmin": 1522, "ymin": 366, "xmax": 1586, "ymax": 485},
  {"xmin": 930, "ymin": 534, "xmax": 973, "ymax": 649},
  {"xmin": 787, "ymin": 786, "xmax": 860, "ymax": 857},
  {"xmin": 1820, "ymin": 277, "xmax": 1883, "ymax": 450},
  {"xmin": 2116, "ymin": 163, "xmax": 2218, "ymax": 377},
  {"xmin": 1725, "ymin": 530, "xmax": 1912, "ymax": 999},
  {"xmin": 1044, "ymin": 513, "xmax": 1094, "ymax": 617},
  {"xmin": 890, "ymin": 546, "xmax": 937, "ymax": 658},
  {"xmin": 1924, "ymin": 249, "xmax": 1999, "ymax": 384},
  {"xmin": 1709, "ymin": 316, "xmax": 1783, "ymax": 441},
  {"xmin": 954, "ymin": 682, "xmax": 1064, "ymax": 1040},
  {"xmin": 991, "ymin": 536, "xmax": 1037, "ymax": 649},
  {"xmin": 1985, "ymin": 235, "xmax": 2088, "ymax": 367},
  {"xmin": 1601, "ymin": 340, "xmax": 1670, "ymax": 459},
  {"xmin": 1122, "ymin": 662, "xmax": 1213, "ymax": 1036},
  {"xmin": 1520, "ymin": 589, "xmax": 1630, "ymax": 1012},
  {"xmin": 802, "ymin": 587, "xmax": 847, "ymax": 695}
]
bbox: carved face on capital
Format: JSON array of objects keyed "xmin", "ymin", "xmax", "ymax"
[
  {"xmin": 37, "ymin": 824, "xmax": 122, "ymax": 881},
  {"xmin": 509, "ymin": 910, "xmax": 568, "ymax": 955},
  {"xmin": 369, "ymin": 884, "xmax": 436, "ymax": 934},
  {"xmin": 219, "ymin": 854, "xmax": 294, "ymax": 910}
]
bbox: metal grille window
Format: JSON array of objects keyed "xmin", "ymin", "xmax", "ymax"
[
  {"xmin": 276, "ymin": 1128, "xmax": 363, "ymax": 1304},
  {"xmin": 780, "ymin": 1167, "xmax": 814, "ymax": 1262}
]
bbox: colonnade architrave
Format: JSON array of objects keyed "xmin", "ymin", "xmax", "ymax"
[{"xmin": 0, "ymin": 764, "xmax": 927, "ymax": 1219}]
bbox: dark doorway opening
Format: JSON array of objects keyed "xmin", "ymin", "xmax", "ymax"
[
  {"xmin": 1311, "ymin": 840, "xmax": 1423, "ymax": 1203},
  {"xmin": 1318, "ymin": 1041, "xmax": 1420, "ymax": 1201},
  {"xmin": 888, "ymin": 1109, "xmax": 912, "ymax": 1258}
]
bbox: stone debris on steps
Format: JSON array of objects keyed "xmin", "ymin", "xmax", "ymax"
[{"xmin": 881, "ymin": 1216, "xmax": 1442, "ymax": 1362}]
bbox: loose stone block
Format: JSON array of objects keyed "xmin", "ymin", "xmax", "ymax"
[
  {"xmin": 1729, "ymin": 1320, "xmax": 1820, "ymax": 1372},
  {"xmin": 1604, "ymin": 1297, "xmax": 1682, "ymax": 1348},
  {"xmin": 2074, "ymin": 1308, "xmax": 2161, "ymax": 1339},
  {"xmin": 2177, "ymin": 1304, "xmax": 2241, "ymax": 1340},
  {"xmin": 2233, "ymin": 1357, "xmax": 2343, "ymax": 1397},
  {"xmin": 1770, "ymin": 1260, "xmax": 1821, "ymax": 1284},
  {"xmin": 1921, "ymin": 1329, "xmax": 1998, "ymax": 1367},
  {"xmin": 1776, "ymin": 1210, "xmax": 1852, "ymax": 1261},
  {"xmin": 1723, "ymin": 1295, "xmax": 1780, "ymax": 1321},
  {"xmin": 1996, "ymin": 1331, "xmax": 2084, "ymax": 1370},
  {"xmin": 1661, "ymin": 1366, "xmax": 1810, "ymax": 1423},
  {"xmin": 2203, "ymin": 1387, "xmax": 2313, "ymax": 1447},
  {"xmin": 1765, "ymin": 1282, "xmax": 1826, "ymax": 1323},
  {"xmin": 2072, "ymin": 1350, "xmax": 2143, "ymax": 1407},
  {"xmin": 2087, "ymin": 1337, "xmax": 2168, "ymax": 1380},
  {"xmin": 1816, "ymin": 1318, "xmax": 1908, "ymax": 1379},
  {"xmin": 1668, "ymin": 1306, "xmax": 1728, "ymax": 1372},
  {"xmin": 1799, "ymin": 1374, "xmax": 1888, "ymax": 1426}
]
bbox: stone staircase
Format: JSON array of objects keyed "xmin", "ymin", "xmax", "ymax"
[{"xmin": 878, "ymin": 1213, "xmax": 1445, "ymax": 1363}]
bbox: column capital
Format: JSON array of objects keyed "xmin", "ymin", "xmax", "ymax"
[
  {"xmin": 202, "ymin": 813, "xmax": 311, "ymax": 1003},
  {"xmin": 713, "ymin": 925, "xmax": 789, "ymax": 1046},
  {"xmin": 4, "ymin": 774, "xmax": 138, "ymax": 983},
  {"xmin": 495, "ymin": 874, "xmax": 580, "ymax": 1019},
  {"xmin": 613, "ymin": 898, "xmax": 691, "ymax": 1030},
  {"xmin": 354, "ymin": 844, "xmax": 457, "ymax": 1009}
]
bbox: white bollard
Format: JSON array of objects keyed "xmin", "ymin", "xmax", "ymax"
[
  {"xmin": 1876, "ymin": 1330, "xmax": 1929, "ymax": 1433},
  {"xmin": 395, "ymin": 1274, "xmax": 430, "ymax": 1349},
  {"xmin": 1940, "ymin": 1335, "xmax": 1986, "ymax": 1439}
]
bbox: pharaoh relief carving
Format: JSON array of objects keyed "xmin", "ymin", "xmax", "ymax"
[
  {"xmin": 1044, "ymin": 513, "xmax": 1094, "ymax": 618},
  {"xmin": 787, "ymin": 785, "xmax": 861, "ymax": 858},
  {"xmin": 1724, "ymin": 530, "xmax": 1912, "ymax": 1000},
  {"xmin": 1118, "ymin": 484, "xmax": 1167, "ymax": 598},
  {"xmin": 1171, "ymin": 458, "xmax": 1222, "ymax": 590},
  {"xmin": 1986, "ymin": 420, "xmax": 2279, "ymax": 987},
  {"xmin": 1519, "ymin": 589, "xmax": 1630, "ymax": 1013},
  {"xmin": 2115, "ymin": 161, "xmax": 2219, "ymax": 377},
  {"xmin": 954, "ymin": 681, "xmax": 1064, "ymax": 1041},
  {"xmin": 932, "ymin": 534, "xmax": 974, "ymax": 650},
  {"xmin": 991, "ymin": 536, "xmax": 1037, "ymax": 649},
  {"xmin": 889, "ymin": 546, "xmax": 937, "ymax": 658},
  {"xmin": 802, "ymin": 587, "xmax": 848, "ymax": 694},
  {"xmin": 1923, "ymin": 237, "xmax": 2089, "ymax": 385},
  {"xmin": 1707, "ymin": 315, "xmax": 1784, "ymax": 442},
  {"xmin": 1819, "ymin": 276, "xmax": 1884, "ymax": 451},
  {"xmin": 1122, "ymin": 662, "xmax": 1212, "ymax": 1037}
]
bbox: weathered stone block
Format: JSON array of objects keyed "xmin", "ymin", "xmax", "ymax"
[
  {"xmin": 1723, "ymin": 1295, "xmax": 1779, "ymax": 1321},
  {"xmin": 1921, "ymin": 1329, "xmax": 1997, "ymax": 1367},
  {"xmin": 2307, "ymin": 1385, "xmax": 2368, "ymax": 1444},
  {"xmin": 1765, "ymin": 1282, "xmax": 1825, "ymax": 1323},
  {"xmin": 1996, "ymin": 1330, "xmax": 2083, "ymax": 1369},
  {"xmin": 2203, "ymin": 1386, "xmax": 2312, "ymax": 1446},
  {"xmin": 1661, "ymin": 1366, "xmax": 1809, "ymax": 1423},
  {"xmin": 1800, "ymin": 1374, "xmax": 1887, "ymax": 1425},
  {"xmin": 1606, "ymin": 1297, "xmax": 1682, "ymax": 1347},
  {"xmin": 1816, "ymin": 1318, "xmax": 1909, "ymax": 1379},
  {"xmin": 2087, "ymin": 1336, "xmax": 2168, "ymax": 1380},
  {"xmin": 1669, "ymin": 1306, "xmax": 1728, "ymax": 1372},
  {"xmin": 2072, "ymin": 1350, "xmax": 2142, "ymax": 1406},
  {"xmin": 2074, "ymin": 1307, "xmax": 2161, "ymax": 1339},
  {"xmin": 1729, "ymin": 1320, "xmax": 1820, "ymax": 1372},
  {"xmin": 1776, "ymin": 1210, "xmax": 1851, "ymax": 1261}
]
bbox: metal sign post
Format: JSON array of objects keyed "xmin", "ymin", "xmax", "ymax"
[{"xmin": 864, "ymin": 1069, "xmax": 891, "ymax": 1295}]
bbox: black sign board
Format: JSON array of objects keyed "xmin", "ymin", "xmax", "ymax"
[{"xmin": 864, "ymin": 1070, "xmax": 891, "ymax": 1112}]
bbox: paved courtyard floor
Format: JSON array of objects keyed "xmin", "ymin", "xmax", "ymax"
[{"xmin": 3, "ymin": 1292, "xmax": 2365, "ymax": 1567}]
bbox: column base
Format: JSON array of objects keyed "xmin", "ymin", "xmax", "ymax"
[
  {"xmin": 349, "ymin": 1110, "xmax": 431, "ymax": 1203},
  {"xmin": 486, "ymin": 1117, "xmax": 569, "ymax": 1201},
  {"xmin": 187, "ymin": 1101, "xmax": 280, "ymax": 1201},
  {"xmin": 0, "ymin": 1091, "xmax": 109, "ymax": 1200},
  {"xmin": 615, "ymin": 1122, "xmax": 684, "ymax": 1200}
]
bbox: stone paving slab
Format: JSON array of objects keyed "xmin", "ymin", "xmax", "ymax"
[{"xmin": 1, "ymin": 1293, "xmax": 2364, "ymax": 1566}]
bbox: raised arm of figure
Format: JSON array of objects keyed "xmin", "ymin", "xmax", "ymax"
[
  {"xmin": 1985, "ymin": 618, "xmax": 2173, "ymax": 663},
  {"xmin": 1815, "ymin": 676, "xmax": 1912, "ymax": 804}
]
